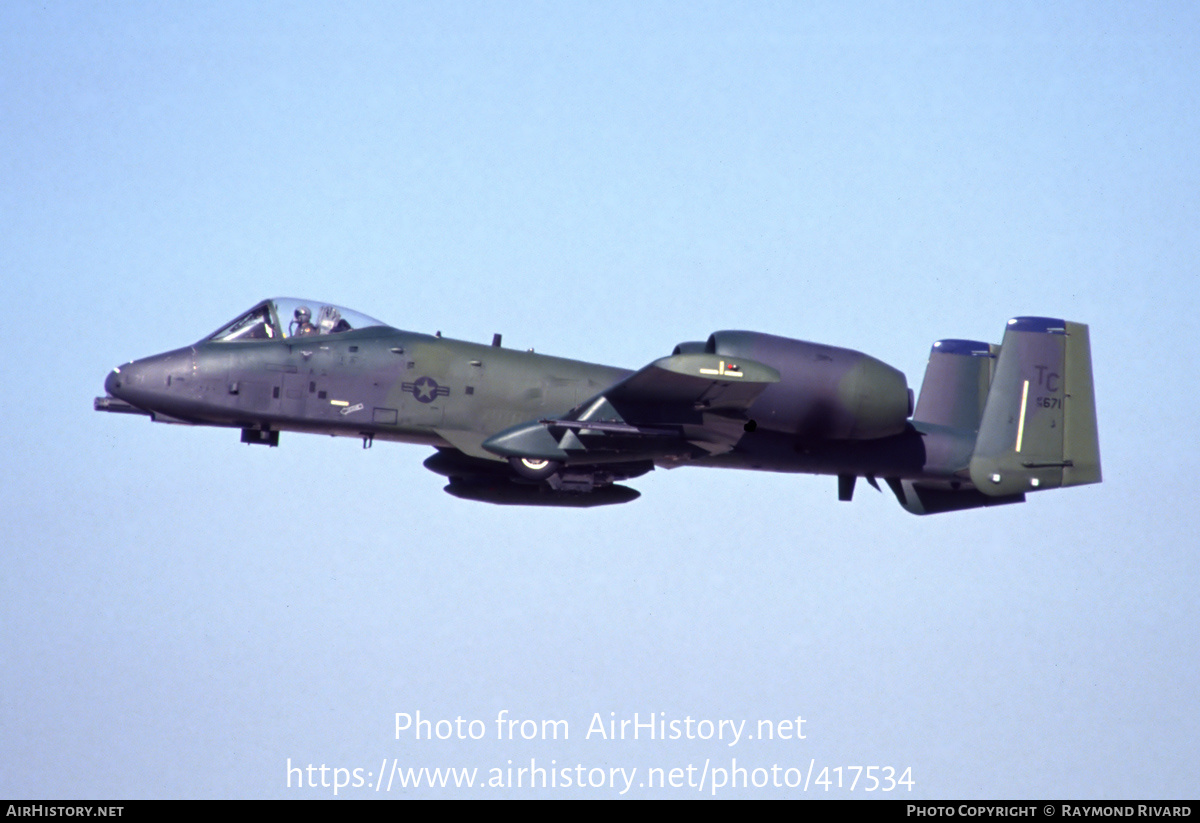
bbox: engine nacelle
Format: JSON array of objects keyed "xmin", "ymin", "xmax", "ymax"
[{"xmin": 706, "ymin": 330, "xmax": 911, "ymax": 440}]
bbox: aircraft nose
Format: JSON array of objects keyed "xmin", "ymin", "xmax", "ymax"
[
  {"xmin": 104, "ymin": 368, "xmax": 122, "ymax": 396},
  {"xmin": 104, "ymin": 358, "xmax": 152, "ymax": 401},
  {"xmin": 104, "ymin": 347, "xmax": 193, "ymax": 409}
]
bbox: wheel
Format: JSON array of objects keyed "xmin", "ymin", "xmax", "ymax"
[{"xmin": 508, "ymin": 456, "xmax": 562, "ymax": 481}]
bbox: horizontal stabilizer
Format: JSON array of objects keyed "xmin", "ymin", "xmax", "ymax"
[{"xmin": 887, "ymin": 478, "xmax": 1025, "ymax": 515}]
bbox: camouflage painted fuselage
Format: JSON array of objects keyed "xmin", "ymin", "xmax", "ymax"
[{"xmin": 98, "ymin": 299, "xmax": 1101, "ymax": 512}]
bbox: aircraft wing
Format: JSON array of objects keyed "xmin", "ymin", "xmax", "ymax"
[
  {"xmin": 599, "ymin": 352, "xmax": 780, "ymax": 418},
  {"xmin": 482, "ymin": 352, "xmax": 780, "ymax": 463}
]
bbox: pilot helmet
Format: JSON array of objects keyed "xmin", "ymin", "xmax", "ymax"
[{"xmin": 295, "ymin": 306, "xmax": 311, "ymax": 323}]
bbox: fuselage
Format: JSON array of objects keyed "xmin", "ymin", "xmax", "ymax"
[
  {"xmin": 105, "ymin": 322, "xmax": 974, "ymax": 483},
  {"xmin": 105, "ymin": 325, "xmax": 632, "ymax": 455}
]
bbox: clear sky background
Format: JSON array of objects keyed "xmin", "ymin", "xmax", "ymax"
[{"xmin": 2, "ymin": 1, "xmax": 1197, "ymax": 799}]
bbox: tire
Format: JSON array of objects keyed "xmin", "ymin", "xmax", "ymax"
[{"xmin": 508, "ymin": 456, "xmax": 562, "ymax": 481}]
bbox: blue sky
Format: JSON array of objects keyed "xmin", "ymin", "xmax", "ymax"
[{"xmin": 2, "ymin": 1, "xmax": 1197, "ymax": 798}]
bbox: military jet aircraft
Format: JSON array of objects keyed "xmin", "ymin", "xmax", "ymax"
[{"xmin": 95, "ymin": 298, "xmax": 1100, "ymax": 513}]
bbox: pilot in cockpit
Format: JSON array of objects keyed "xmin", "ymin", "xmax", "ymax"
[{"xmin": 290, "ymin": 306, "xmax": 318, "ymax": 337}]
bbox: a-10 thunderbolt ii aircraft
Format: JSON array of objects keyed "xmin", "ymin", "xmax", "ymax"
[{"xmin": 95, "ymin": 298, "xmax": 1101, "ymax": 513}]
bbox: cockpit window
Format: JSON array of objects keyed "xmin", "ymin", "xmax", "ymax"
[
  {"xmin": 204, "ymin": 298, "xmax": 389, "ymax": 343},
  {"xmin": 208, "ymin": 304, "xmax": 277, "ymax": 342}
]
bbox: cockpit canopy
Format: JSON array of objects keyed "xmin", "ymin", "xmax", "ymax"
[{"xmin": 204, "ymin": 298, "xmax": 390, "ymax": 343}]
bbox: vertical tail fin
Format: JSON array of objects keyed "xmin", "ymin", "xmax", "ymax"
[
  {"xmin": 912, "ymin": 338, "xmax": 998, "ymax": 431},
  {"xmin": 969, "ymin": 317, "xmax": 1101, "ymax": 497}
]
